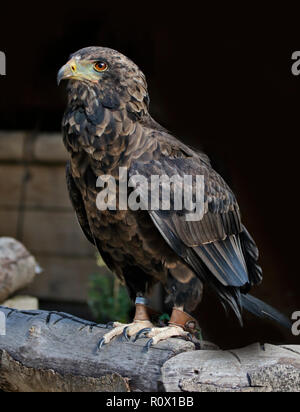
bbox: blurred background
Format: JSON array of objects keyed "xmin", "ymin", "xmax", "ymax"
[{"xmin": 0, "ymin": 3, "xmax": 299, "ymax": 349}]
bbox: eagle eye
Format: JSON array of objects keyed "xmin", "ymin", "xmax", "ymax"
[{"xmin": 93, "ymin": 61, "xmax": 108, "ymax": 72}]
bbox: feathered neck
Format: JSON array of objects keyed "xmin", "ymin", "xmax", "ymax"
[{"xmin": 62, "ymin": 81, "xmax": 152, "ymax": 175}]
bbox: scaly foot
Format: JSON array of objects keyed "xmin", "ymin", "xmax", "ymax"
[
  {"xmin": 134, "ymin": 325, "xmax": 192, "ymax": 351},
  {"xmin": 97, "ymin": 320, "xmax": 153, "ymax": 350}
]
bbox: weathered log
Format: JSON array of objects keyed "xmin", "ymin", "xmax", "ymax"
[
  {"xmin": 0, "ymin": 238, "xmax": 39, "ymax": 302},
  {"xmin": 0, "ymin": 307, "xmax": 194, "ymax": 392},
  {"xmin": 162, "ymin": 343, "xmax": 300, "ymax": 392},
  {"xmin": 0, "ymin": 306, "xmax": 299, "ymax": 392}
]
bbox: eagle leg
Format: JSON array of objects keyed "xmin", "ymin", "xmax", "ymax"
[
  {"xmin": 97, "ymin": 298, "xmax": 156, "ymax": 350},
  {"xmin": 135, "ymin": 307, "xmax": 199, "ymax": 351}
]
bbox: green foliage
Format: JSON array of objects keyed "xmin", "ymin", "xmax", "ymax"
[
  {"xmin": 195, "ymin": 328, "xmax": 203, "ymax": 341},
  {"xmin": 158, "ymin": 313, "xmax": 170, "ymax": 327},
  {"xmin": 88, "ymin": 255, "xmax": 132, "ymax": 324},
  {"xmin": 159, "ymin": 313, "xmax": 170, "ymax": 322}
]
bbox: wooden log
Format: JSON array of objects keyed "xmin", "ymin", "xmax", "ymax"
[
  {"xmin": 0, "ymin": 306, "xmax": 299, "ymax": 392},
  {"xmin": 162, "ymin": 343, "xmax": 300, "ymax": 392},
  {"xmin": 0, "ymin": 238, "xmax": 39, "ymax": 303},
  {"xmin": 0, "ymin": 307, "xmax": 194, "ymax": 392}
]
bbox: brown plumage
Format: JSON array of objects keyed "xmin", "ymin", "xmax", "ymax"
[{"xmin": 58, "ymin": 47, "xmax": 289, "ymax": 347}]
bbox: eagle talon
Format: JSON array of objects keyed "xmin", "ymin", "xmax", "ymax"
[
  {"xmin": 97, "ymin": 338, "xmax": 106, "ymax": 351},
  {"xmin": 176, "ymin": 335, "xmax": 190, "ymax": 342},
  {"xmin": 144, "ymin": 338, "xmax": 154, "ymax": 352},
  {"xmin": 133, "ymin": 328, "xmax": 152, "ymax": 342},
  {"xmin": 187, "ymin": 333, "xmax": 194, "ymax": 341},
  {"xmin": 185, "ymin": 333, "xmax": 201, "ymax": 349},
  {"xmin": 106, "ymin": 322, "xmax": 115, "ymax": 329},
  {"xmin": 122, "ymin": 326, "xmax": 130, "ymax": 342}
]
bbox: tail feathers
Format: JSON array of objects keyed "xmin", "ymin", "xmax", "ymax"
[{"xmin": 241, "ymin": 294, "xmax": 291, "ymax": 329}]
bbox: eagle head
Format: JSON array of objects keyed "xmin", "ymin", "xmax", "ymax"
[{"xmin": 58, "ymin": 46, "xmax": 149, "ymax": 116}]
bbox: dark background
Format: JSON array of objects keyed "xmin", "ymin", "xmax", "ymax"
[{"xmin": 0, "ymin": 3, "xmax": 299, "ymax": 348}]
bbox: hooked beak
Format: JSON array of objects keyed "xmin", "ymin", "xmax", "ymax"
[{"xmin": 57, "ymin": 60, "xmax": 77, "ymax": 85}]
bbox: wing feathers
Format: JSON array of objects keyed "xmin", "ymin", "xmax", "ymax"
[
  {"xmin": 194, "ymin": 235, "xmax": 249, "ymax": 287},
  {"xmin": 132, "ymin": 150, "xmax": 263, "ymax": 321}
]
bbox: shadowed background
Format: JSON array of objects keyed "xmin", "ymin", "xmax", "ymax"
[{"xmin": 0, "ymin": 4, "xmax": 299, "ymax": 348}]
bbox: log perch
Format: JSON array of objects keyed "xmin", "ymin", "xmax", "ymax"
[
  {"xmin": 0, "ymin": 238, "xmax": 38, "ymax": 302},
  {"xmin": 0, "ymin": 306, "xmax": 299, "ymax": 392}
]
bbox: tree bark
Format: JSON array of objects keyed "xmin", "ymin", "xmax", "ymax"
[
  {"xmin": 0, "ymin": 306, "xmax": 194, "ymax": 392},
  {"xmin": 0, "ymin": 238, "xmax": 38, "ymax": 302},
  {"xmin": 0, "ymin": 306, "xmax": 299, "ymax": 392}
]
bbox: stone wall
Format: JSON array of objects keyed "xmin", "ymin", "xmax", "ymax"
[{"xmin": 0, "ymin": 131, "xmax": 99, "ymax": 303}]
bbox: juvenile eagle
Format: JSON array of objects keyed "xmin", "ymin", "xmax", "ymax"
[{"xmin": 58, "ymin": 47, "xmax": 288, "ymax": 349}]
